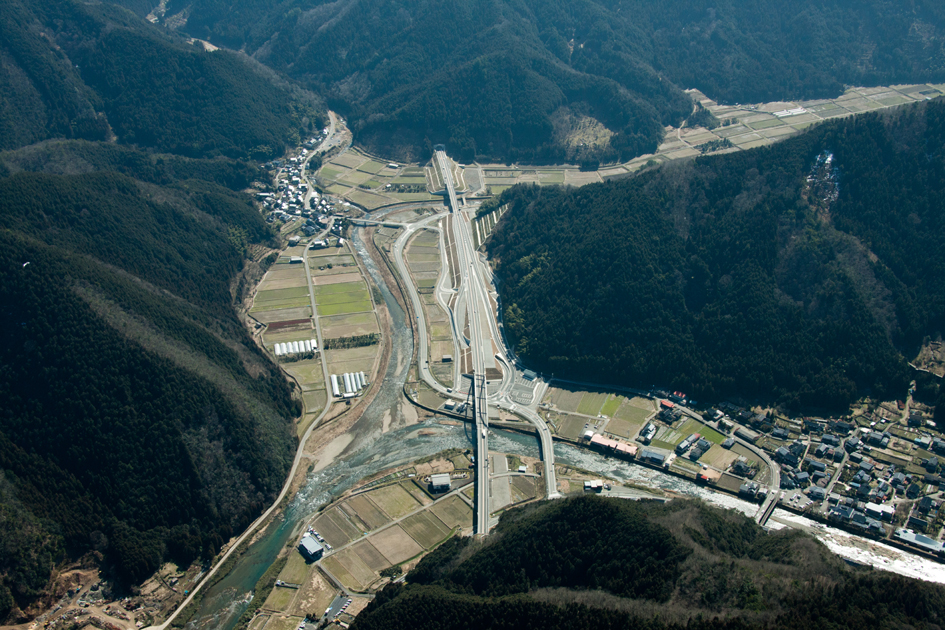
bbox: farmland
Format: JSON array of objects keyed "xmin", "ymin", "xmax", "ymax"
[
  {"xmin": 371, "ymin": 525, "xmax": 424, "ymax": 565},
  {"xmin": 552, "ymin": 414, "xmax": 588, "ymax": 440},
  {"xmin": 404, "ymin": 224, "xmax": 454, "ymax": 387},
  {"xmin": 604, "ymin": 417, "xmax": 641, "ymax": 439},
  {"xmin": 576, "ymin": 391, "xmax": 608, "ymax": 416},
  {"xmin": 313, "ymin": 148, "xmax": 438, "ymax": 208},
  {"xmin": 278, "ymin": 554, "xmax": 311, "ymax": 584},
  {"xmin": 311, "ymin": 492, "xmax": 459, "ymax": 591},
  {"xmin": 313, "ymin": 275, "xmax": 372, "ymax": 317},
  {"xmin": 288, "ymin": 568, "xmax": 335, "ymax": 618},
  {"xmin": 400, "ymin": 512, "xmax": 452, "ymax": 549},
  {"xmin": 367, "ymin": 484, "xmax": 422, "ymax": 519},
  {"xmin": 543, "ymin": 386, "xmax": 584, "ymax": 413},
  {"xmin": 430, "ymin": 495, "xmax": 473, "ymax": 530},
  {"xmin": 287, "ymin": 454, "xmax": 474, "ymax": 596},
  {"xmin": 346, "ymin": 495, "xmax": 390, "ymax": 531},
  {"xmin": 261, "ymin": 586, "xmax": 295, "ymax": 611},
  {"xmin": 253, "ymin": 252, "xmax": 323, "ymax": 435},
  {"xmin": 600, "ymin": 394, "xmax": 624, "ymax": 417},
  {"xmin": 326, "ymin": 346, "xmax": 377, "ymax": 377},
  {"xmin": 263, "ymin": 616, "xmax": 305, "ymax": 630},
  {"xmin": 320, "ymin": 312, "xmax": 380, "ymax": 338}
]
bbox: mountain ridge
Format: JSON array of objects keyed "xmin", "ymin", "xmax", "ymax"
[
  {"xmin": 0, "ymin": 0, "xmax": 323, "ymax": 158},
  {"xmin": 487, "ymin": 98, "xmax": 945, "ymax": 410},
  {"xmin": 0, "ymin": 146, "xmax": 298, "ymax": 623},
  {"xmin": 146, "ymin": 0, "xmax": 945, "ymax": 162},
  {"xmin": 350, "ymin": 496, "xmax": 945, "ymax": 630}
]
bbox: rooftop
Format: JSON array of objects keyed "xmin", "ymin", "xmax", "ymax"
[{"xmin": 430, "ymin": 473, "xmax": 451, "ymax": 487}]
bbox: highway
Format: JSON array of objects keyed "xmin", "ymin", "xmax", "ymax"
[
  {"xmin": 436, "ymin": 150, "xmax": 492, "ymax": 535},
  {"xmin": 496, "ymin": 401, "xmax": 560, "ymax": 499},
  {"xmin": 388, "ymin": 152, "xmax": 560, "ymax": 516}
]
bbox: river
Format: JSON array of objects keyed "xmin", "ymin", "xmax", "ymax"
[
  {"xmin": 185, "ymin": 225, "xmax": 944, "ymax": 629},
  {"xmin": 183, "ymin": 223, "xmax": 457, "ymax": 630}
]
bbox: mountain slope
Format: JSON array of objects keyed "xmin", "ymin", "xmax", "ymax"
[
  {"xmin": 0, "ymin": 147, "xmax": 298, "ymax": 623},
  {"xmin": 351, "ymin": 496, "xmax": 945, "ymax": 630},
  {"xmin": 487, "ymin": 98, "xmax": 945, "ymax": 410},
  {"xmin": 0, "ymin": 0, "xmax": 323, "ymax": 158},
  {"xmin": 156, "ymin": 0, "xmax": 945, "ymax": 162}
]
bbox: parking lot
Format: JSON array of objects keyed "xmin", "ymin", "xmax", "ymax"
[{"xmin": 509, "ymin": 372, "xmax": 539, "ymax": 405}]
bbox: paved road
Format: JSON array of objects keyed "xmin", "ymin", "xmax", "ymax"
[
  {"xmin": 390, "ymin": 213, "xmax": 452, "ymax": 394},
  {"xmin": 496, "ymin": 401, "xmax": 560, "ymax": 499},
  {"xmin": 147, "ymin": 120, "xmax": 347, "ymax": 630},
  {"xmin": 389, "ymin": 152, "xmax": 559, "ymax": 513},
  {"xmin": 437, "ymin": 150, "xmax": 492, "ymax": 535}
]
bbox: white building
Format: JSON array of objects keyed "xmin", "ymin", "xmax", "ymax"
[{"xmin": 430, "ymin": 473, "xmax": 451, "ymax": 493}]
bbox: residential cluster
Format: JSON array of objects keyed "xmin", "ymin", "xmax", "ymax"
[
  {"xmin": 258, "ymin": 129, "xmax": 342, "ymax": 227},
  {"xmin": 707, "ymin": 396, "xmax": 945, "ymax": 557},
  {"xmin": 545, "ymin": 379, "xmax": 944, "ymax": 558}
]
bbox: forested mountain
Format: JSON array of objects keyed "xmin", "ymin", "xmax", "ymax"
[
  {"xmin": 0, "ymin": 144, "xmax": 298, "ymax": 623},
  {"xmin": 146, "ymin": 0, "xmax": 945, "ymax": 162},
  {"xmin": 0, "ymin": 0, "xmax": 323, "ymax": 158},
  {"xmin": 487, "ymin": 98, "xmax": 945, "ymax": 411},
  {"xmin": 351, "ymin": 496, "xmax": 945, "ymax": 630}
]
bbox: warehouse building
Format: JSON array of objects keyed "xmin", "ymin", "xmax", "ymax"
[
  {"xmin": 639, "ymin": 449, "xmax": 666, "ymax": 467},
  {"xmin": 894, "ymin": 529, "xmax": 945, "ymax": 555},
  {"xmin": 298, "ymin": 535, "xmax": 324, "ymax": 561},
  {"xmin": 430, "ymin": 473, "xmax": 451, "ymax": 493}
]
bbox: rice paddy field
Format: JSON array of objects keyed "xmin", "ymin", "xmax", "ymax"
[
  {"xmin": 604, "ymin": 417, "xmax": 641, "ymax": 440},
  {"xmin": 261, "ymin": 615, "xmax": 305, "ymax": 630},
  {"xmin": 314, "ymin": 85, "xmax": 936, "ymax": 212},
  {"xmin": 553, "ymin": 414, "xmax": 589, "ymax": 440},
  {"xmin": 253, "ymin": 256, "xmax": 326, "ymax": 435},
  {"xmin": 479, "ymin": 166, "xmax": 578, "ymax": 193},
  {"xmin": 253, "ymin": 236, "xmax": 381, "ymax": 426},
  {"xmin": 430, "ymin": 495, "xmax": 473, "ymax": 529},
  {"xmin": 542, "ymin": 386, "xmax": 584, "ymax": 413},
  {"xmin": 320, "ymin": 312, "xmax": 380, "ymax": 338},
  {"xmin": 404, "ymin": 226, "xmax": 453, "ymax": 387},
  {"xmin": 309, "ymin": 480, "xmax": 468, "ymax": 592},
  {"xmin": 398, "ymin": 512, "xmax": 452, "ymax": 549},
  {"xmin": 314, "ymin": 148, "xmax": 437, "ymax": 208},
  {"xmin": 577, "ymin": 392, "xmax": 609, "ymax": 416},
  {"xmin": 326, "ymin": 346, "xmax": 378, "ymax": 377},
  {"xmin": 615, "ymin": 398, "xmax": 654, "ymax": 425},
  {"xmin": 510, "ymin": 476, "xmax": 538, "ymax": 503},
  {"xmin": 367, "ymin": 484, "xmax": 421, "ymax": 519}
]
